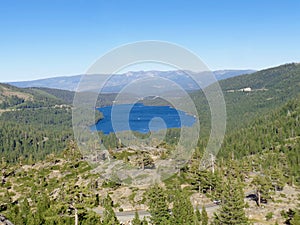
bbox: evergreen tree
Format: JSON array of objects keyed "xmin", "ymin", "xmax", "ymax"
[
  {"xmin": 141, "ymin": 217, "xmax": 148, "ymax": 225},
  {"xmin": 190, "ymin": 170, "xmax": 219, "ymax": 194},
  {"xmin": 26, "ymin": 213, "xmax": 35, "ymax": 225},
  {"xmin": 201, "ymin": 206, "xmax": 208, "ymax": 225},
  {"xmin": 171, "ymin": 190, "xmax": 194, "ymax": 225},
  {"xmin": 9, "ymin": 205, "xmax": 21, "ymax": 225},
  {"xmin": 290, "ymin": 211, "xmax": 300, "ymax": 225},
  {"xmin": 193, "ymin": 208, "xmax": 201, "ymax": 225},
  {"xmin": 252, "ymin": 175, "xmax": 272, "ymax": 206},
  {"xmin": 132, "ymin": 210, "xmax": 142, "ymax": 225},
  {"xmin": 213, "ymin": 177, "xmax": 249, "ymax": 225},
  {"xmin": 20, "ymin": 198, "xmax": 30, "ymax": 224},
  {"xmin": 102, "ymin": 195, "xmax": 119, "ymax": 225},
  {"xmin": 147, "ymin": 184, "xmax": 170, "ymax": 225},
  {"xmin": 36, "ymin": 193, "xmax": 50, "ymax": 224},
  {"xmin": 268, "ymin": 167, "xmax": 285, "ymax": 191},
  {"xmin": 83, "ymin": 210, "xmax": 102, "ymax": 225}
]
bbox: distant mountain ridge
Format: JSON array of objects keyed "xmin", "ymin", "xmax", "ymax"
[{"xmin": 8, "ymin": 70, "xmax": 255, "ymax": 92}]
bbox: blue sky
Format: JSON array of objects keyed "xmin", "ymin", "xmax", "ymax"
[{"xmin": 1, "ymin": 0, "xmax": 300, "ymax": 81}]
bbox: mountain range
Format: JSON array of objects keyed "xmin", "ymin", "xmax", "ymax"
[{"xmin": 8, "ymin": 70, "xmax": 255, "ymax": 93}]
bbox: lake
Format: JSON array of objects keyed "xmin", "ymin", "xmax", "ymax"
[{"xmin": 94, "ymin": 103, "xmax": 196, "ymax": 134}]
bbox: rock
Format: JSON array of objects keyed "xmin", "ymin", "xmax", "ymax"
[{"xmin": 0, "ymin": 214, "xmax": 14, "ymax": 225}]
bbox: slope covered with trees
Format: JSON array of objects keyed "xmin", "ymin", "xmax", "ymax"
[
  {"xmin": 0, "ymin": 83, "xmax": 67, "ymax": 109},
  {"xmin": 0, "ymin": 63, "xmax": 300, "ymax": 224},
  {"xmin": 221, "ymin": 63, "xmax": 300, "ymax": 127},
  {"xmin": 0, "ymin": 84, "xmax": 74, "ymax": 163},
  {"xmin": 191, "ymin": 63, "xmax": 300, "ymax": 130},
  {"xmin": 219, "ymin": 96, "xmax": 300, "ymax": 184}
]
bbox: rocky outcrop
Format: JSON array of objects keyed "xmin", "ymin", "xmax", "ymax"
[{"xmin": 0, "ymin": 215, "xmax": 14, "ymax": 225}]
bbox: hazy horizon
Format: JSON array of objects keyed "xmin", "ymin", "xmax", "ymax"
[{"xmin": 4, "ymin": 67, "xmax": 259, "ymax": 83}]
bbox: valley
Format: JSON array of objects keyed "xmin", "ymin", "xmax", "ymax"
[{"xmin": 0, "ymin": 63, "xmax": 299, "ymax": 224}]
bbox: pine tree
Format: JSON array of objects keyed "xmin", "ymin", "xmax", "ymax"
[
  {"xmin": 201, "ymin": 206, "xmax": 208, "ymax": 225},
  {"xmin": 132, "ymin": 210, "xmax": 142, "ymax": 225},
  {"xmin": 252, "ymin": 174, "xmax": 272, "ymax": 206},
  {"xmin": 9, "ymin": 204, "xmax": 25, "ymax": 225},
  {"xmin": 15, "ymin": 211, "xmax": 24, "ymax": 225},
  {"xmin": 35, "ymin": 193, "xmax": 50, "ymax": 224},
  {"xmin": 141, "ymin": 217, "xmax": 148, "ymax": 225},
  {"xmin": 26, "ymin": 213, "xmax": 35, "ymax": 225},
  {"xmin": 171, "ymin": 190, "xmax": 194, "ymax": 225},
  {"xmin": 83, "ymin": 210, "xmax": 102, "ymax": 225},
  {"xmin": 193, "ymin": 208, "xmax": 201, "ymax": 225},
  {"xmin": 20, "ymin": 198, "xmax": 30, "ymax": 224},
  {"xmin": 190, "ymin": 170, "xmax": 219, "ymax": 194},
  {"xmin": 268, "ymin": 167, "xmax": 285, "ymax": 191},
  {"xmin": 147, "ymin": 184, "xmax": 170, "ymax": 225},
  {"xmin": 290, "ymin": 211, "xmax": 300, "ymax": 225},
  {"xmin": 102, "ymin": 195, "xmax": 119, "ymax": 225},
  {"xmin": 213, "ymin": 177, "xmax": 249, "ymax": 225}
]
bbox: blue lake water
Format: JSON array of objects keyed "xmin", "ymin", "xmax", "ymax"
[{"xmin": 94, "ymin": 103, "xmax": 196, "ymax": 134}]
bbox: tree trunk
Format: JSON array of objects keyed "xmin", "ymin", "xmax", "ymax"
[
  {"xmin": 256, "ymin": 190, "xmax": 261, "ymax": 207},
  {"xmin": 75, "ymin": 208, "xmax": 78, "ymax": 225}
]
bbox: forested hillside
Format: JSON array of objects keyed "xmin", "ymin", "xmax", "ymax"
[
  {"xmin": 0, "ymin": 83, "xmax": 67, "ymax": 109},
  {"xmin": 0, "ymin": 108, "xmax": 73, "ymax": 163},
  {"xmin": 220, "ymin": 63, "xmax": 300, "ymax": 127},
  {"xmin": 0, "ymin": 84, "xmax": 73, "ymax": 163},
  {"xmin": 31, "ymin": 87, "xmax": 75, "ymax": 105},
  {"xmin": 0, "ymin": 63, "xmax": 300, "ymax": 224},
  {"xmin": 1, "ymin": 95, "xmax": 300, "ymax": 224}
]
